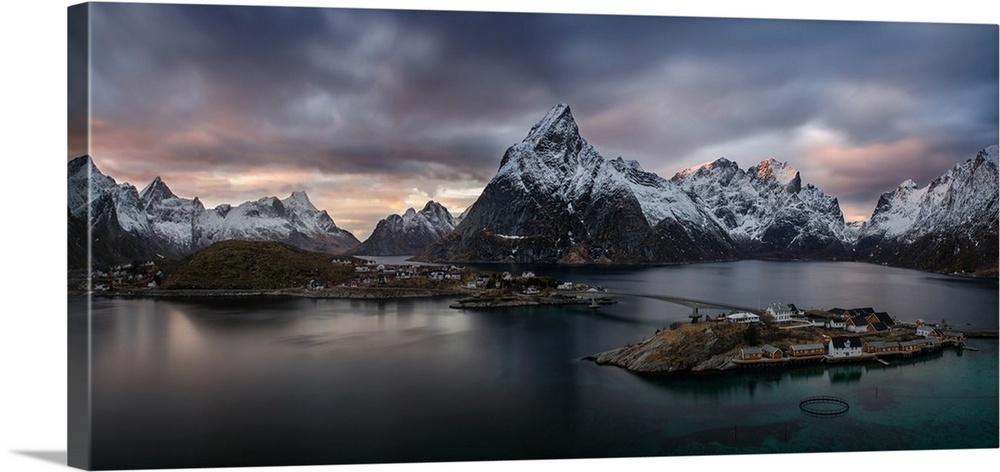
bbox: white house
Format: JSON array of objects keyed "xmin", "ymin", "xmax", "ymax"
[
  {"xmin": 845, "ymin": 315, "xmax": 871, "ymax": 333},
  {"xmin": 765, "ymin": 303, "xmax": 795, "ymax": 323},
  {"xmin": 828, "ymin": 336, "xmax": 863, "ymax": 358},
  {"xmin": 826, "ymin": 318, "xmax": 846, "ymax": 329},
  {"xmin": 915, "ymin": 324, "xmax": 938, "ymax": 337},
  {"xmin": 557, "ymin": 282, "xmax": 574, "ymax": 290},
  {"xmin": 726, "ymin": 312, "xmax": 760, "ymax": 324}
]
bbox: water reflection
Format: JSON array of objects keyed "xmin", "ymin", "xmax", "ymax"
[
  {"xmin": 828, "ymin": 365, "xmax": 864, "ymax": 384},
  {"xmin": 82, "ymin": 261, "xmax": 998, "ymax": 469}
]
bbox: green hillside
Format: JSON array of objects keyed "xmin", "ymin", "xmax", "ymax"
[{"xmin": 161, "ymin": 240, "xmax": 360, "ymax": 290}]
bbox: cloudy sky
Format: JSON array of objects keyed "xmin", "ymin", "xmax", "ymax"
[{"xmin": 72, "ymin": 1, "xmax": 998, "ymax": 239}]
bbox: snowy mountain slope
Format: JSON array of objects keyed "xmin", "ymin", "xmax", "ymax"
[
  {"xmin": 421, "ymin": 103, "xmax": 734, "ymax": 263},
  {"xmin": 671, "ymin": 157, "xmax": 852, "ymax": 257},
  {"xmin": 857, "ymin": 145, "xmax": 998, "ymax": 275},
  {"xmin": 68, "ymin": 156, "xmax": 162, "ymax": 268},
  {"xmin": 139, "ymin": 176, "xmax": 205, "ymax": 255},
  {"xmin": 351, "ymin": 201, "xmax": 460, "ymax": 256},
  {"xmin": 67, "ymin": 157, "xmax": 360, "ymax": 269},
  {"xmin": 193, "ymin": 191, "xmax": 360, "ymax": 254}
]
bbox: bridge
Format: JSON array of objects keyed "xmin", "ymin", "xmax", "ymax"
[{"xmin": 572, "ymin": 290, "xmax": 763, "ymax": 322}]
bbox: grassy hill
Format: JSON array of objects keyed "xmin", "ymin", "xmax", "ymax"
[{"xmin": 161, "ymin": 240, "xmax": 360, "ymax": 290}]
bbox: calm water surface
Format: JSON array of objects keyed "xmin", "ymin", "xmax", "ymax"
[{"xmin": 73, "ymin": 261, "xmax": 999, "ymax": 469}]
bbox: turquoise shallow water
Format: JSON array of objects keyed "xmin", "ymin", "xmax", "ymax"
[{"xmin": 73, "ymin": 261, "xmax": 998, "ymax": 469}]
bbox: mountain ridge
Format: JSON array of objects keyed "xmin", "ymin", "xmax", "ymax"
[
  {"xmin": 67, "ymin": 105, "xmax": 998, "ymax": 276},
  {"xmin": 351, "ymin": 201, "xmax": 460, "ymax": 256},
  {"xmin": 67, "ymin": 156, "xmax": 360, "ymax": 269}
]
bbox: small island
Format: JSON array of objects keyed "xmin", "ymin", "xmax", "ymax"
[{"xmin": 588, "ymin": 304, "xmax": 990, "ymax": 374}]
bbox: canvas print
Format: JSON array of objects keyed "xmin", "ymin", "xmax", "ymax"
[{"xmin": 67, "ymin": 2, "xmax": 999, "ymax": 470}]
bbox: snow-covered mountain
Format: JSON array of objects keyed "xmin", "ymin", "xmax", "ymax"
[
  {"xmin": 856, "ymin": 145, "xmax": 998, "ymax": 275},
  {"xmin": 68, "ymin": 104, "xmax": 998, "ymax": 276},
  {"xmin": 68, "ymin": 155, "xmax": 162, "ymax": 268},
  {"xmin": 351, "ymin": 201, "xmax": 460, "ymax": 256},
  {"xmin": 671, "ymin": 157, "xmax": 852, "ymax": 257},
  {"xmin": 67, "ymin": 156, "xmax": 360, "ymax": 269},
  {"xmin": 421, "ymin": 103, "xmax": 735, "ymax": 264},
  {"xmin": 420, "ymin": 103, "xmax": 996, "ymax": 274}
]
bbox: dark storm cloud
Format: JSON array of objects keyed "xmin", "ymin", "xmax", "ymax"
[{"xmin": 86, "ymin": 2, "xmax": 998, "ymax": 228}]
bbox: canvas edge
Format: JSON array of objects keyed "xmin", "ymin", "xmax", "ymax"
[{"xmin": 67, "ymin": 2, "xmax": 92, "ymax": 470}]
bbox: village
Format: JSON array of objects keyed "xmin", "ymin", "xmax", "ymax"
[
  {"xmin": 725, "ymin": 302, "xmax": 972, "ymax": 368},
  {"xmin": 77, "ymin": 256, "xmax": 612, "ymax": 305}
]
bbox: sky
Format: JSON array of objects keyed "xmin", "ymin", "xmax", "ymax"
[{"xmin": 71, "ymin": 1, "xmax": 999, "ymax": 240}]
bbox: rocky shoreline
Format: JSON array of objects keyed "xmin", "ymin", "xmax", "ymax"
[
  {"xmin": 93, "ymin": 286, "xmax": 466, "ymax": 300},
  {"xmin": 586, "ymin": 320, "xmax": 988, "ymax": 374},
  {"xmin": 449, "ymin": 293, "xmax": 616, "ymax": 309}
]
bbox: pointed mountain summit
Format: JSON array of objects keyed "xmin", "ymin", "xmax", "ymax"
[
  {"xmin": 421, "ymin": 104, "xmax": 734, "ymax": 264},
  {"xmin": 139, "ymin": 176, "xmax": 178, "ymax": 203},
  {"xmin": 352, "ymin": 201, "xmax": 460, "ymax": 256}
]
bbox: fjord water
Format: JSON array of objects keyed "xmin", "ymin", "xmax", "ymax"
[{"xmin": 74, "ymin": 261, "xmax": 998, "ymax": 469}]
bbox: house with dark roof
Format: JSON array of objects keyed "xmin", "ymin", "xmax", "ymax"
[
  {"xmin": 739, "ymin": 347, "xmax": 763, "ymax": 361},
  {"xmin": 864, "ymin": 341, "xmax": 900, "ymax": 353},
  {"xmin": 846, "ymin": 315, "xmax": 871, "ymax": 333},
  {"xmin": 789, "ymin": 343, "xmax": 825, "ymax": 357},
  {"xmin": 900, "ymin": 339, "xmax": 933, "ymax": 351},
  {"xmin": 761, "ymin": 344, "xmax": 783, "ymax": 359},
  {"xmin": 828, "ymin": 336, "xmax": 863, "ymax": 357},
  {"xmin": 869, "ymin": 321, "xmax": 890, "ymax": 332},
  {"xmin": 867, "ymin": 312, "xmax": 896, "ymax": 328},
  {"xmin": 806, "ymin": 315, "xmax": 827, "ymax": 327}
]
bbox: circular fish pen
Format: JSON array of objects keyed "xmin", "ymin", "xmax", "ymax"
[{"xmin": 799, "ymin": 396, "xmax": 850, "ymax": 417}]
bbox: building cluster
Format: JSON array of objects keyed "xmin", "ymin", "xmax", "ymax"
[
  {"xmin": 344, "ymin": 260, "xmax": 474, "ymax": 288},
  {"xmin": 732, "ymin": 304, "xmax": 965, "ymax": 363},
  {"xmin": 738, "ymin": 335, "xmax": 947, "ymax": 361},
  {"xmin": 725, "ymin": 304, "xmax": 901, "ymax": 334},
  {"xmin": 726, "ymin": 303, "xmax": 804, "ymax": 324},
  {"xmin": 90, "ymin": 261, "xmax": 161, "ymax": 291},
  {"xmin": 826, "ymin": 307, "xmax": 896, "ymax": 332}
]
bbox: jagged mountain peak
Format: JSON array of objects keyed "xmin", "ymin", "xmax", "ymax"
[
  {"xmin": 139, "ymin": 175, "xmax": 178, "ymax": 202},
  {"xmin": 351, "ymin": 200, "xmax": 459, "ymax": 256},
  {"xmin": 283, "ymin": 190, "xmax": 319, "ymax": 211},
  {"xmin": 612, "ymin": 156, "xmax": 644, "ymax": 171},
  {"xmin": 752, "ymin": 158, "xmax": 799, "ymax": 186},
  {"xmin": 858, "ymin": 145, "xmax": 998, "ymax": 275},
  {"xmin": 498, "ymin": 103, "xmax": 590, "ymax": 171},
  {"xmin": 67, "ymin": 154, "xmax": 97, "ymax": 177},
  {"xmin": 673, "ymin": 157, "xmax": 739, "ymax": 180},
  {"xmin": 67, "ymin": 157, "xmax": 361, "ymax": 268},
  {"xmin": 524, "ymin": 103, "xmax": 575, "ymax": 144},
  {"xmin": 288, "ymin": 190, "xmax": 310, "ymax": 202},
  {"xmin": 981, "ymin": 145, "xmax": 998, "ymax": 167}
]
